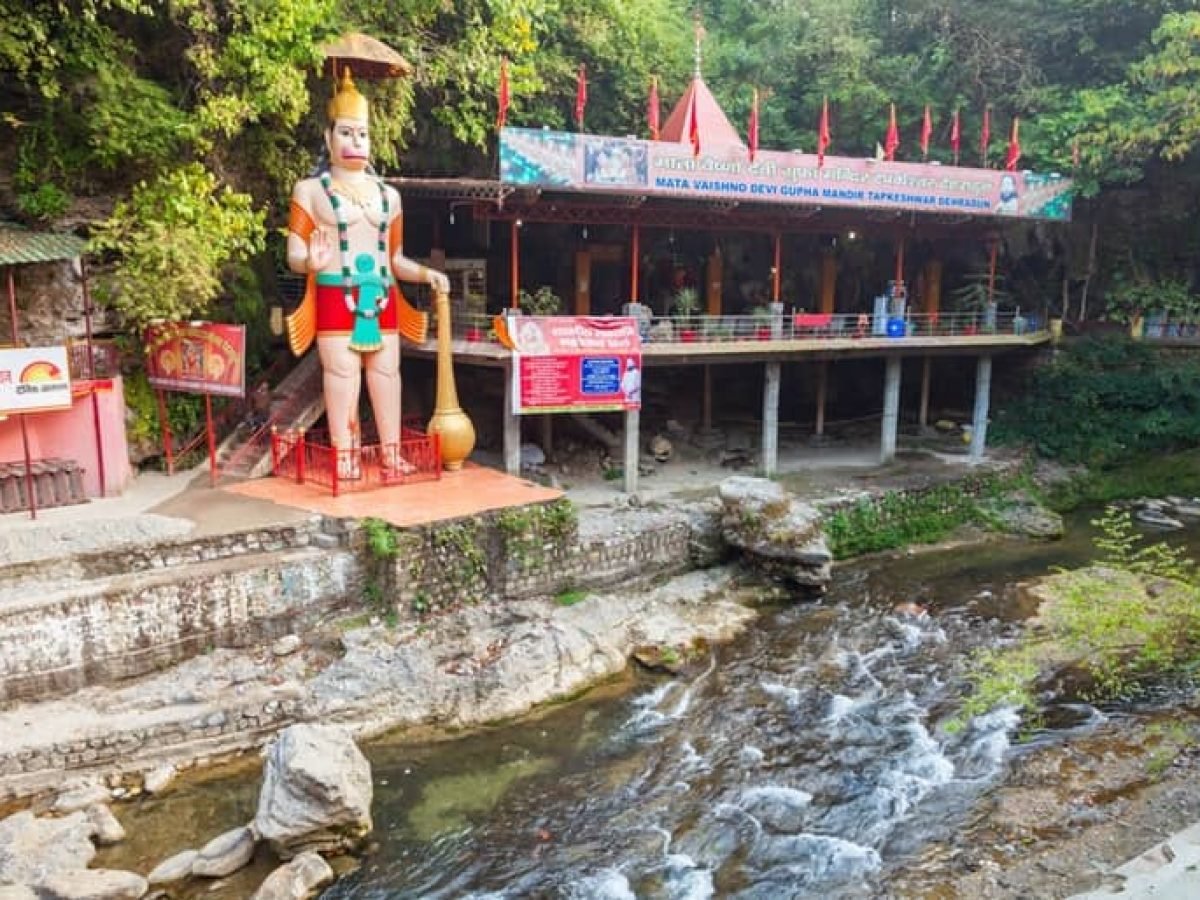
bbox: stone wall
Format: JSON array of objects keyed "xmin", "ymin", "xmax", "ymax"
[
  {"xmin": 380, "ymin": 503, "xmax": 696, "ymax": 616},
  {"xmin": 0, "ymin": 521, "xmax": 363, "ymax": 704}
]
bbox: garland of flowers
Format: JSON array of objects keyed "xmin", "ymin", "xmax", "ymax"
[{"xmin": 319, "ymin": 172, "xmax": 390, "ymax": 314}]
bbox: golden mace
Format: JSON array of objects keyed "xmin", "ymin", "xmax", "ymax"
[{"xmin": 426, "ymin": 288, "xmax": 476, "ymax": 470}]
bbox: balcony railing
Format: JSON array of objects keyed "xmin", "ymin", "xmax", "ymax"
[{"xmin": 443, "ymin": 310, "xmax": 1046, "ymax": 346}]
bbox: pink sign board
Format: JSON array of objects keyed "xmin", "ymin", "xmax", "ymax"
[
  {"xmin": 511, "ymin": 316, "xmax": 642, "ymax": 414},
  {"xmin": 500, "ymin": 127, "xmax": 1074, "ymax": 221}
]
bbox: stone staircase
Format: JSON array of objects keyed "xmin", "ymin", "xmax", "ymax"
[{"xmin": 218, "ymin": 352, "xmax": 325, "ymax": 479}]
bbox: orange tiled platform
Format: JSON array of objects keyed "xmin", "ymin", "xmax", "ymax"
[{"xmin": 223, "ymin": 463, "xmax": 562, "ymax": 528}]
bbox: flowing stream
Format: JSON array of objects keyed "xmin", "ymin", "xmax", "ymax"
[{"xmin": 98, "ymin": 515, "xmax": 1200, "ymax": 899}]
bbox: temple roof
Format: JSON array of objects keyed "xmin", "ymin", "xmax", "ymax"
[{"xmin": 659, "ymin": 77, "xmax": 744, "ymax": 151}]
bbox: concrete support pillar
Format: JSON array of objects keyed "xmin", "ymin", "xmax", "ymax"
[
  {"xmin": 815, "ymin": 361, "xmax": 828, "ymax": 437},
  {"xmin": 624, "ymin": 408, "xmax": 640, "ymax": 494},
  {"xmin": 970, "ymin": 355, "xmax": 993, "ymax": 460},
  {"xmin": 503, "ymin": 361, "xmax": 521, "ymax": 475},
  {"xmin": 918, "ymin": 356, "xmax": 932, "ymax": 428},
  {"xmin": 762, "ymin": 362, "xmax": 781, "ymax": 476},
  {"xmin": 880, "ymin": 356, "xmax": 902, "ymax": 463}
]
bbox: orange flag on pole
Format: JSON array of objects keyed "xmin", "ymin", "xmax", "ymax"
[
  {"xmin": 648, "ymin": 76, "xmax": 660, "ymax": 140},
  {"xmin": 748, "ymin": 88, "xmax": 760, "ymax": 162},
  {"xmin": 1004, "ymin": 117, "xmax": 1021, "ymax": 171},
  {"xmin": 817, "ymin": 96, "xmax": 831, "ymax": 169},
  {"xmin": 575, "ymin": 64, "xmax": 587, "ymax": 130},
  {"xmin": 497, "ymin": 57, "xmax": 510, "ymax": 130},
  {"xmin": 920, "ymin": 104, "xmax": 932, "ymax": 160},
  {"xmin": 980, "ymin": 105, "xmax": 991, "ymax": 167},
  {"xmin": 884, "ymin": 103, "xmax": 900, "ymax": 161},
  {"xmin": 950, "ymin": 108, "xmax": 961, "ymax": 164}
]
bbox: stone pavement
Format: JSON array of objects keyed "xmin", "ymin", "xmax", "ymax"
[{"xmin": 1068, "ymin": 822, "xmax": 1200, "ymax": 899}]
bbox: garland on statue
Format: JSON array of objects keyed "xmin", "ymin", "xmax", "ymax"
[{"xmin": 319, "ymin": 172, "xmax": 390, "ymax": 314}]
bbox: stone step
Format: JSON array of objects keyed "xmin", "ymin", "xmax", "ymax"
[{"xmin": 0, "ymin": 543, "xmax": 363, "ymax": 705}]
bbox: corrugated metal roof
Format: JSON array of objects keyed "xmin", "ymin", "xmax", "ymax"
[{"xmin": 0, "ymin": 225, "xmax": 86, "ymax": 266}]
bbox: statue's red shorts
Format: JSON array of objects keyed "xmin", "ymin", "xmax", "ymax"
[{"xmin": 315, "ymin": 284, "xmax": 401, "ymax": 336}]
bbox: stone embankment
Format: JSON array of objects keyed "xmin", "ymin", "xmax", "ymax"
[{"xmin": 0, "ymin": 478, "xmax": 831, "ymax": 805}]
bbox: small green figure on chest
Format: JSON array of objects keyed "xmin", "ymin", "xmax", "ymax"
[{"xmin": 348, "ymin": 252, "xmax": 388, "ymax": 353}]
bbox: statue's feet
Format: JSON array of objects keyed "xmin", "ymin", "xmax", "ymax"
[
  {"xmin": 336, "ymin": 449, "xmax": 362, "ymax": 480},
  {"xmin": 380, "ymin": 444, "xmax": 416, "ymax": 479}
]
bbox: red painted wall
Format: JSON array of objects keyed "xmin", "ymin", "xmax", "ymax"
[{"xmin": 0, "ymin": 375, "xmax": 132, "ymax": 498}]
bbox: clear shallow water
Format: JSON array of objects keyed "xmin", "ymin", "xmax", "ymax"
[{"xmin": 99, "ymin": 513, "xmax": 1200, "ymax": 899}]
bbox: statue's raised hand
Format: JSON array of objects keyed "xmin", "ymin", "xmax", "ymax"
[{"xmin": 308, "ymin": 228, "xmax": 334, "ymax": 272}]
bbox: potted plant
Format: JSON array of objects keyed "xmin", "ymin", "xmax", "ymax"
[
  {"xmin": 671, "ymin": 286, "xmax": 701, "ymax": 342},
  {"xmin": 518, "ymin": 286, "xmax": 564, "ymax": 317},
  {"xmin": 949, "ymin": 271, "xmax": 1010, "ymax": 335}
]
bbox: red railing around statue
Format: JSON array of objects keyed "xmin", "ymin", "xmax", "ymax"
[{"xmin": 270, "ymin": 425, "xmax": 441, "ymax": 496}]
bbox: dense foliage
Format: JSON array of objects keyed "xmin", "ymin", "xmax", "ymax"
[
  {"xmin": 993, "ymin": 335, "xmax": 1200, "ymax": 466},
  {"xmin": 4, "ymin": 1, "xmax": 1200, "ymax": 327}
]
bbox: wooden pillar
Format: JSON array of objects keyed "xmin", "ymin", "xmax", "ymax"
[
  {"xmin": 574, "ymin": 249, "xmax": 592, "ymax": 315},
  {"xmin": 706, "ymin": 248, "xmax": 723, "ymax": 316},
  {"xmin": 630, "ymin": 224, "xmax": 640, "ymax": 302},
  {"xmin": 762, "ymin": 362, "xmax": 781, "ymax": 476},
  {"xmin": 970, "ymin": 355, "xmax": 993, "ymax": 459},
  {"xmin": 880, "ymin": 356, "xmax": 902, "ymax": 463},
  {"xmin": 624, "ymin": 408, "xmax": 640, "ymax": 494},
  {"xmin": 503, "ymin": 358, "xmax": 521, "ymax": 474},
  {"xmin": 918, "ymin": 356, "xmax": 932, "ymax": 428},
  {"xmin": 894, "ymin": 237, "xmax": 906, "ymax": 289},
  {"xmin": 923, "ymin": 258, "xmax": 943, "ymax": 314},
  {"xmin": 819, "ymin": 251, "xmax": 837, "ymax": 314},
  {"xmin": 509, "ymin": 220, "xmax": 520, "ymax": 309},
  {"xmin": 815, "ymin": 361, "xmax": 828, "ymax": 437},
  {"xmin": 540, "ymin": 415, "xmax": 553, "ymax": 457}
]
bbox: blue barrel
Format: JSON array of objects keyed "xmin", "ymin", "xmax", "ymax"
[{"xmin": 886, "ymin": 317, "xmax": 906, "ymax": 338}]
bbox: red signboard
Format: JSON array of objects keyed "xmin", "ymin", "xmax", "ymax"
[
  {"xmin": 512, "ymin": 316, "xmax": 641, "ymax": 414},
  {"xmin": 144, "ymin": 322, "xmax": 246, "ymax": 397}
]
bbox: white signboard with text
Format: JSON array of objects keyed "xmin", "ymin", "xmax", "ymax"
[{"xmin": 0, "ymin": 345, "xmax": 73, "ymax": 414}]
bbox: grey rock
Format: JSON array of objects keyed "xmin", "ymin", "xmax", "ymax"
[
  {"xmin": 253, "ymin": 724, "xmax": 373, "ymax": 859},
  {"xmin": 249, "ymin": 852, "xmax": 334, "ymax": 900},
  {"xmin": 191, "ymin": 825, "xmax": 256, "ymax": 878},
  {"xmin": 718, "ymin": 476, "xmax": 831, "ymax": 590},
  {"xmin": 34, "ymin": 869, "xmax": 148, "ymax": 900},
  {"xmin": 52, "ymin": 783, "xmax": 110, "ymax": 815},
  {"xmin": 0, "ymin": 811, "xmax": 95, "ymax": 885},
  {"xmin": 1169, "ymin": 501, "xmax": 1200, "ymax": 519},
  {"xmin": 519, "ymin": 443, "xmax": 545, "ymax": 468},
  {"xmin": 272, "ymin": 635, "xmax": 302, "ymax": 657},
  {"xmin": 146, "ymin": 850, "xmax": 198, "ymax": 885},
  {"xmin": 84, "ymin": 805, "xmax": 126, "ymax": 846},
  {"xmin": 141, "ymin": 766, "xmax": 175, "ymax": 796}
]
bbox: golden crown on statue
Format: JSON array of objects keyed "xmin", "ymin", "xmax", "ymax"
[{"xmin": 327, "ymin": 67, "xmax": 369, "ymax": 122}]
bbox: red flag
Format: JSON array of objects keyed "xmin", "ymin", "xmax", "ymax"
[
  {"xmin": 575, "ymin": 64, "xmax": 587, "ymax": 130},
  {"xmin": 950, "ymin": 108, "xmax": 961, "ymax": 164},
  {"xmin": 920, "ymin": 104, "xmax": 932, "ymax": 159},
  {"xmin": 980, "ymin": 105, "xmax": 991, "ymax": 166},
  {"xmin": 497, "ymin": 57, "xmax": 510, "ymax": 130},
  {"xmin": 1072, "ymin": 139, "xmax": 1081, "ymax": 169},
  {"xmin": 648, "ymin": 76, "xmax": 660, "ymax": 140},
  {"xmin": 817, "ymin": 96, "xmax": 831, "ymax": 169},
  {"xmin": 1004, "ymin": 117, "xmax": 1021, "ymax": 171},
  {"xmin": 884, "ymin": 103, "xmax": 900, "ymax": 161},
  {"xmin": 748, "ymin": 88, "xmax": 760, "ymax": 162},
  {"xmin": 688, "ymin": 88, "xmax": 701, "ymax": 157}
]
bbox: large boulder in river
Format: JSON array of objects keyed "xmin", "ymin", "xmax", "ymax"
[
  {"xmin": 253, "ymin": 724, "xmax": 373, "ymax": 859},
  {"xmin": 0, "ymin": 811, "xmax": 96, "ymax": 885},
  {"xmin": 717, "ymin": 477, "xmax": 832, "ymax": 590},
  {"xmin": 250, "ymin": 852, "xmax": 334, "ymax": 900}
]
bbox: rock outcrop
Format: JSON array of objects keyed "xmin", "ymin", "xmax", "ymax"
[
  {"xmin": 0, "ymin": 811, "xmax": 96, "ymax": 885},
  {"xmin": 250, "ymin": 852, "xmax": 334, "ymax": 900},
  {"xmin": 717, "ymin": 477, "xmax": 832, "ymax": 589},
  {"xmin": 254, "ymin": 724, "xmax": 373, "ymax": 859},
  {"xmin": 35, "ymin": 868, "xmax": 147, "ymax": 900}
]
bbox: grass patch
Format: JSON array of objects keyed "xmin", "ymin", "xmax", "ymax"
[
  {"xmin": 555, "ymin": 588, "xmax": 587, "ymax": 607},
  {"xmin": 1046, "ymin": 449, "xmax": 1200, "ymax": 511}
]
